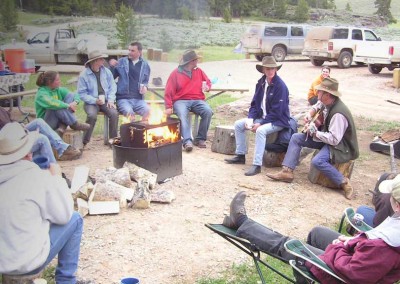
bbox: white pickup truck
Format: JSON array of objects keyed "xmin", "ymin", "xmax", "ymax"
[
  {"xmin": 1, "ymin": 28, "xmax": 126, "ymax": 69},
  {"xmin": 354, "ymin": 40, "xmax": 400, "ymax": 74}
]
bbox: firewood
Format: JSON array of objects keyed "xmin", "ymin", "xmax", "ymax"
[
  {"xmin": 132, "ymin": 179, "xmax": 151, "ymax": 209},
  {"xmin": 123, "ymin": 161, "xmax": 157, "ymax": 189}
]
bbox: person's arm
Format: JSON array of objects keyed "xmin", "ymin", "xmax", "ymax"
[
  {"xmin": 77, "ymin": 72, "xmax": 97, "ymax": 105},
  {"xmin": 105, "ymin": 68, "xmax": 117, "ymax": 105},
  {"xmin": 314, "ymin": 113, "xmax": 348, "ymax": 145},
  {"xmin": 201, "ymin": 70, "xmax": 212, "ymax": 92},
  {"xmin": 164, "ymin": 71, "xmax": 177, "ymax": 114},
  {"xmin": 35, "ymin": 89, "xmax": 70, "ymax": 110}
]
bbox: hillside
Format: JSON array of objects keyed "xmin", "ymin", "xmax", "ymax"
[{"xmin": 335, "ymin": 0, "xmax": 400, "ymax": 19}]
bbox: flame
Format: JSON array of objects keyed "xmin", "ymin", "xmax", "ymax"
[
  {"xmin": 120, "ymin": 114, "xmax": 133, "ymax": 125},
  {"xmin": 148, "ymin": 103, "xmax": 166, "ymax": 125}
]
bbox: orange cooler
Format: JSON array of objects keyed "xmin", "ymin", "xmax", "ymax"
[{"xmin": 4, "ymin": 49, "xmax": 26, "ymax": 73}]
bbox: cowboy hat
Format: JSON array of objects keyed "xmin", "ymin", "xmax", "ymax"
[
  {"xmin": 0, "ymin": 122, "xmax": 38, "ymax": 165},
  {"xmin": 256, "ymin": 56, "xmax": 282, "ymax": 73},
  {"xmin": 85, "ymin": 50, "xmax": 108, "ymax": 66},
  {"xmin": 314, "ymin": 77, "xmax": 342, "ymax": 97},
  {"xmin": 379, "ymin": 174, "xmax": 400, "ymax": 196},
  {"xmin": 179, "ymin": 50, "xmax": 202, "ymax": 66}
]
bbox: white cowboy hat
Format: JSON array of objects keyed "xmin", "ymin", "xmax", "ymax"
[
  {"xmin": 85, "ymin": 50, "xmax": 108, "ymax": 66},
  {"xmin": 379, "ymin": 174, "xmax": 400, "ymax": 194},
  {"xmin": 0, "ymin": 122, "xmax": 38, "ymax": 165}
]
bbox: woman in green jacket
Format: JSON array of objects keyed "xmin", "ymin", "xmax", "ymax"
[{"xmin": 35, "ymin": 71, "xmax": 89, "ymax": 136}]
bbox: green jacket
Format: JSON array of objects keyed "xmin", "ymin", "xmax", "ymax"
[
  {"xmin": 35, "ymin": 86, "xmax": 80, "ymax": 119},
  {"xmin": 323, "ymin": 98, "xmax": 359, "ymax": 164}
]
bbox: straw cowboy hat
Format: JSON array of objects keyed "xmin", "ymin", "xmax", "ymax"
[
  {"xmin": 314, "ymin": 77, "xmax": 342, "ymax": 97},
  {"xmin": 179, "ymin": 50, "xmax": 202, "ymax": 66},
  {"xmin": 85, "ymin": 50, "xmax": 108, "ymax": 66},
  {"xmin": 256, "ymin": 56, "xmax": 282, "ymax": 73},
  {"xmin": 0, "ymin": 122, "xmax": 38, "ymax": 165}
]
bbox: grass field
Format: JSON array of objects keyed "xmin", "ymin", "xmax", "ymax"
[{"xmin": 335, "ymin": 0, "xmax": 400, "ymax": 18}]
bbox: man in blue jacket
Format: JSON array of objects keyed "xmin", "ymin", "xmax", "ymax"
[
  {"xmin": 225, "ymin": 56, "xmax": 290, "ymax": 176},
  {"xmin": 109, "ymin": 41, "xmax": 151, "ymax": 121}
]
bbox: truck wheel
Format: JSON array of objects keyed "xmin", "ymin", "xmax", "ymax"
[
  {"xmin": 337, "ymin": 51, "xmax": 352, "ymax": 68},
  {"xmin": 272, "ymin": 46, "xmax": 286, "ymax": 62},
  {"xmin": 255, "ymin": 55, "xmax": 264, "ymax": 61},
  {"xmin": 310, "ymin": 58, "xmax": 324, "ymax": 66},
  {"xmin": 368, "ymin": 65, "xmax": 382, "ymax": 74}
]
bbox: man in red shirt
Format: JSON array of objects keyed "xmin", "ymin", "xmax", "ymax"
[{"xmin": 164, "ymin": 50, "xmax": 212, "ymax": 152}]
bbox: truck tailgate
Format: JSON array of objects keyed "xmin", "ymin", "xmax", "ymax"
[{"xmin": 356, "ymin": 41, "xmax": 400, "ymax": 62}]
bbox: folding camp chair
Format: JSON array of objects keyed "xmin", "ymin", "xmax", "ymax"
[
  {"xmin": 284, "ymin": 239, "xmax": 347, "ymax": 284},
  {"xmin": 205, "ymin": 223, "xmax": 296, "ymax": 284},
  {"xmin": 337, "ymin": 207, "xmax": 373, "ymax": 235}
]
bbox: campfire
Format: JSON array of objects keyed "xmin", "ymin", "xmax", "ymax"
[{"xmin": 112, "ymin": 104, "xmax": 183, "ymax": 182}]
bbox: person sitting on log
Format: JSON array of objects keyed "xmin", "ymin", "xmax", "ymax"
[
  {"xmin": 220, "ymin": 191, "xmax": 400, "ymax": 283},
  {"xmin": 266, "ymin": 77, "xmax": 359, "ymax": 200},
  {"xmin": 35, "ymin": 71, "xmax": 90, "ymax": 136},
  {"xmin": 0, "ymin": 122, "xmax": 87, "ymax": 283},
  {"xmin": 225, "ymin": 56, "xmax": 290, "ymax": 176},
  {"xmin": 307, "ymin": 65, "xmax": 330, "ymax": 105},
  {"xmin": 0, "ymin": 106, "xmax": 81, "ymax": 162}
]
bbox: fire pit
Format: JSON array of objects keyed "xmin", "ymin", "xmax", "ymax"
[{"xmin": 112, "ymin": 117, "xmax": 182, "ymax": 182}]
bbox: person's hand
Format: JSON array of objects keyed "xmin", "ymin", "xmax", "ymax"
[
  {"xmin": 332, "ymin": 235, "xmax": 352, "ymax": 245},
  {"xmin": 69, "ymin": 101, "xmax": 78, "ymax": 112},
  {"xmin": 165, "ymin": 108, "xmax": 173, "ymax": 116},
  {"xmin": 48, "ymin": 163, "xmax": 62, "ymax": 176},
  {"xmin": 307, "ymin": 122, "xmax": 317, "ymax": 136},
  {"xmin": 107, "ymin": 102, "xmax": 116, "ymax": 109},
  {"xmin": 96, "ymin": 99, "xmax": 105, "ymax": 106},
  {"xmin": 109, "ymin": 59, "xmax": 118, "ymax": 67},
  {"xmin": 139, "ymin": 85, "xmax": 148, "ymax": 95},
  {"xmin": 304, "ymin": 113, "xmax": 312, "ymax": 123},
  {"xmin": 251, "ymin": 123, "xmax": 261, "ymax": 133}
]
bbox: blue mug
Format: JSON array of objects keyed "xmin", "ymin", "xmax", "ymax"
[
  {"xmin": 33, "ymin": 156, "xmax": 50, "ymax": 169},
  {"xmin": 120, "ymin": 278, "xmax": 139, "ymax": 284}
]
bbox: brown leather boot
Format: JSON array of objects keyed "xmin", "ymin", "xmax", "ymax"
[
  {"xmin": 55, "ymin": 123, "xmax": 67, "ymax": 137},
  {"xmin": 266, "ymin": 166, "xmax": 294, "ymax": 183},
  {"xmin": 341, "ymin": 177, "xmax": 354, "ymax": 200},
  {"xmin": 58, "ymin": 146, "xmax": 82, "ymax": 161},
  {"xmin": 70, "ymin": 122, "xmax": 90, "ymax": 131}
]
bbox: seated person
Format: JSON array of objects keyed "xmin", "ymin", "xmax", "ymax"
[
  {"xmin": 78, "ymin": 50, "xmax": 119, "ymax": 145},
  {"xmin": 0, "ymin": 122, "xmax": 84, "ymax": 282},
  {"xmin": 307, "ymin": 66, "xmax": 330, "ymax": 105},
  {"xmin": 225, "ymin": 56, "xmax": 290, "ymax": 176},
  {"xmin": 0, "ymin": 106, "xmax": 81, "ymax": 161},
  {"xmin": 267, "ymin": 78, "xmax": 359, "ymax": 200},
  {"xmin": 221, "ymin": 190, "xmax": 400, "ymax": 283},
  {"xmin": 356, "ymin": 173, "xmax": 398, "ymax": 227},
  {"xmin": 35, "ymin": 71, "xmax": 90, "ymax": 135},
  {"xmin": 164, "ymin": 50, "xmax": 213, "ymax": 152}
]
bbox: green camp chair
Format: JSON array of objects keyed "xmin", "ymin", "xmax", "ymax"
[
  {"xmin": 284, "ymin": 239, "xmax": 347, "ymax": 283},
  {"xmin": 337, "ymin": 207, "xmax": 373, "ymax": 235},
  {"xmin": 205, "ymin": 223, "xmax": 296, "ymax": 284}
]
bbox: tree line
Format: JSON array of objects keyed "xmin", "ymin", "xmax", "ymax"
[{"xmin": 0, "ymin": 0, "xmax": 396, "ymax": 32}]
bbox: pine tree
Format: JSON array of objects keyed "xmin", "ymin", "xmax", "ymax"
[
  {"xmin": 294, "ymin": 0, "xmax": 309, "ymax": 22},
  {"xmin": 0, "ymin": 0, "xmax": 18, "ymax": 31},
  {"xmin": 374, "ymin": 0, "xmax": 396, "ymax": 24},
  {"xmin": 275, "ymin": 0, "xmax": 287, "ymax": 19},
  {"xmin": 115, "ymin": 3, "xmax": 139, "ymax": 48},
  {"xmin": 345, "ymin": 2, "xmax": 352, "ymax": 12}
]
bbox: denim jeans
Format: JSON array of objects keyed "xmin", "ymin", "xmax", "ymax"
[
  {"xmin": 29, "ymin": 212, "xmax": 83, "ymax": 284},
  {"xmin": 173, "ymin": 100, "xmax": 213, "ymax": 145},
  {"xmin": 30, "ymin": 134, "xmax": 57, "ymax": 164},
  {"xmin": 83, "ymin": 103, "xmax": 119, "ymax": 144},
  {"xmin": 25, "ymin": 118, "xmax": 69, "ymax": 158},
  {"xmin": 234, "ymin": 118, "xmax": 283, "ymax": 166},
  {"xmin": 116, "ymin": 98, "xmax": 150, "ymax": 118},
  {"xmin": 282, "ymin": 133, "xmax": 345, "ymax": 186},
  {"xmin": 356, "ymin": 205, "xmax": 376, "ymax": 227},
  {"xmin": 44, "ymin": 93, "xmax": 77, "ymax": 129}
]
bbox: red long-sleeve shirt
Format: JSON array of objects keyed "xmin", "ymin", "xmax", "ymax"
[{"xmin": 164, "ymin": 67, "xmax": 211, "ymax": 109}]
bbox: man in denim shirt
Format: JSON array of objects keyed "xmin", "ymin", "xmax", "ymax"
[
  {"xmin": 78, "ymin": 50, "xmax": 118, "ymax": 145},
  {"xmin": 109, "ymin": 42, "xmax": 151, "ymax": 121}
]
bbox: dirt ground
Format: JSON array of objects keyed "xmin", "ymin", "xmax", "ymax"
[{"xmin": 45, "ymin": 59, "xmax": 399, "ymax": 283}]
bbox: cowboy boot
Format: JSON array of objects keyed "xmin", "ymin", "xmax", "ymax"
[
  {"xmin": 223, "ymin": 191, "xmax": 247, "ymax": 229},
  {"xmin": 341, "ymin": 177, "xmax": 354, "ymax": 200},
  {"xmin": 266, "ymin": 166, "xmax": 294, "ymax": 183},
  {"xmin": 225, "ymin": 155, "xmax": 246, "ymax": 164}
]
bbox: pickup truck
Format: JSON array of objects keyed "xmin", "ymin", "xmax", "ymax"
[
  {"xmin": 354, "ymin": 41, "xmax": 400, "ymax": 74},
  {"xmin": 302, "ymin": 26, "xmax": 381, "ymax": 68},
  {"xmin": 240, "ymin": 24, "xmax": 311, "ymax": 62},
  {"xmin": 0, "ymin": 28, "xmax": 126, "ymax": 69}
]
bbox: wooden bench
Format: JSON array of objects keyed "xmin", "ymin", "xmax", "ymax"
[{"xmin": 0, "ymin": 89, "xmax": 37, "ymax": 117}]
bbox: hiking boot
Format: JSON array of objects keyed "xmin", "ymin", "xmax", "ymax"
[
  {"xmin": 183, "ymin": 142, "xmax": 193, "ymax": 152},
  {"xmin": 223, "ymin": 191, "xmax": 247, "ymax": 229},
  {"xmin": 225, "ymin": 155, "xmax": 245, "ymax": 164},
  {"xmin": 194, "ymin": 139, "xmax": 207, "ymax": 148},
  {"xmin": 70, "ymin": 122, "xmax": 90, "ymax": 131},
  {"xmin": 244, "ymin": 165, "xmax": 261, "ymax": 176},
  {"xmin": 266, "ymin": 167, "xmax": 294, "ymax": 183},
  {"xmin": 58, "ymin": 146, "xmax": 81, "ymax": 161},
  {"xmin": 55, "ymin": 123, "xmax": 67, "ymax": 137},
  {"xmin": 341, "ymin": 177, "xmax": 354, "ymax": 200}
]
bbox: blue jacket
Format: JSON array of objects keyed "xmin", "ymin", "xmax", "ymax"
[
  {"xmin": 109, "ymin": 56, "xmax": 151, "ymax": 100},
  {"xmin": 77, "ymin": 66, "xmax": 117, "ymax": 104},
  {"xmin": 248, "ymin": 74, "xmax": 290, "ymax": 128}
]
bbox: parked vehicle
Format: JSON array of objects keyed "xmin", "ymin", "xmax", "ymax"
[
  {"xmin": 240, "ymin": 24, "xmax": 311, "ymax": 62},
  {"xmin": 354, "ymin": 40, "xmax": 400, "ymax": 74},
  {"xmin": 302, "ymin": 26, "xmax": 381, "ymax": 68},
  {"xmin": 0, "ymin": 28, "xmax": 126, "ymax": 69}
]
